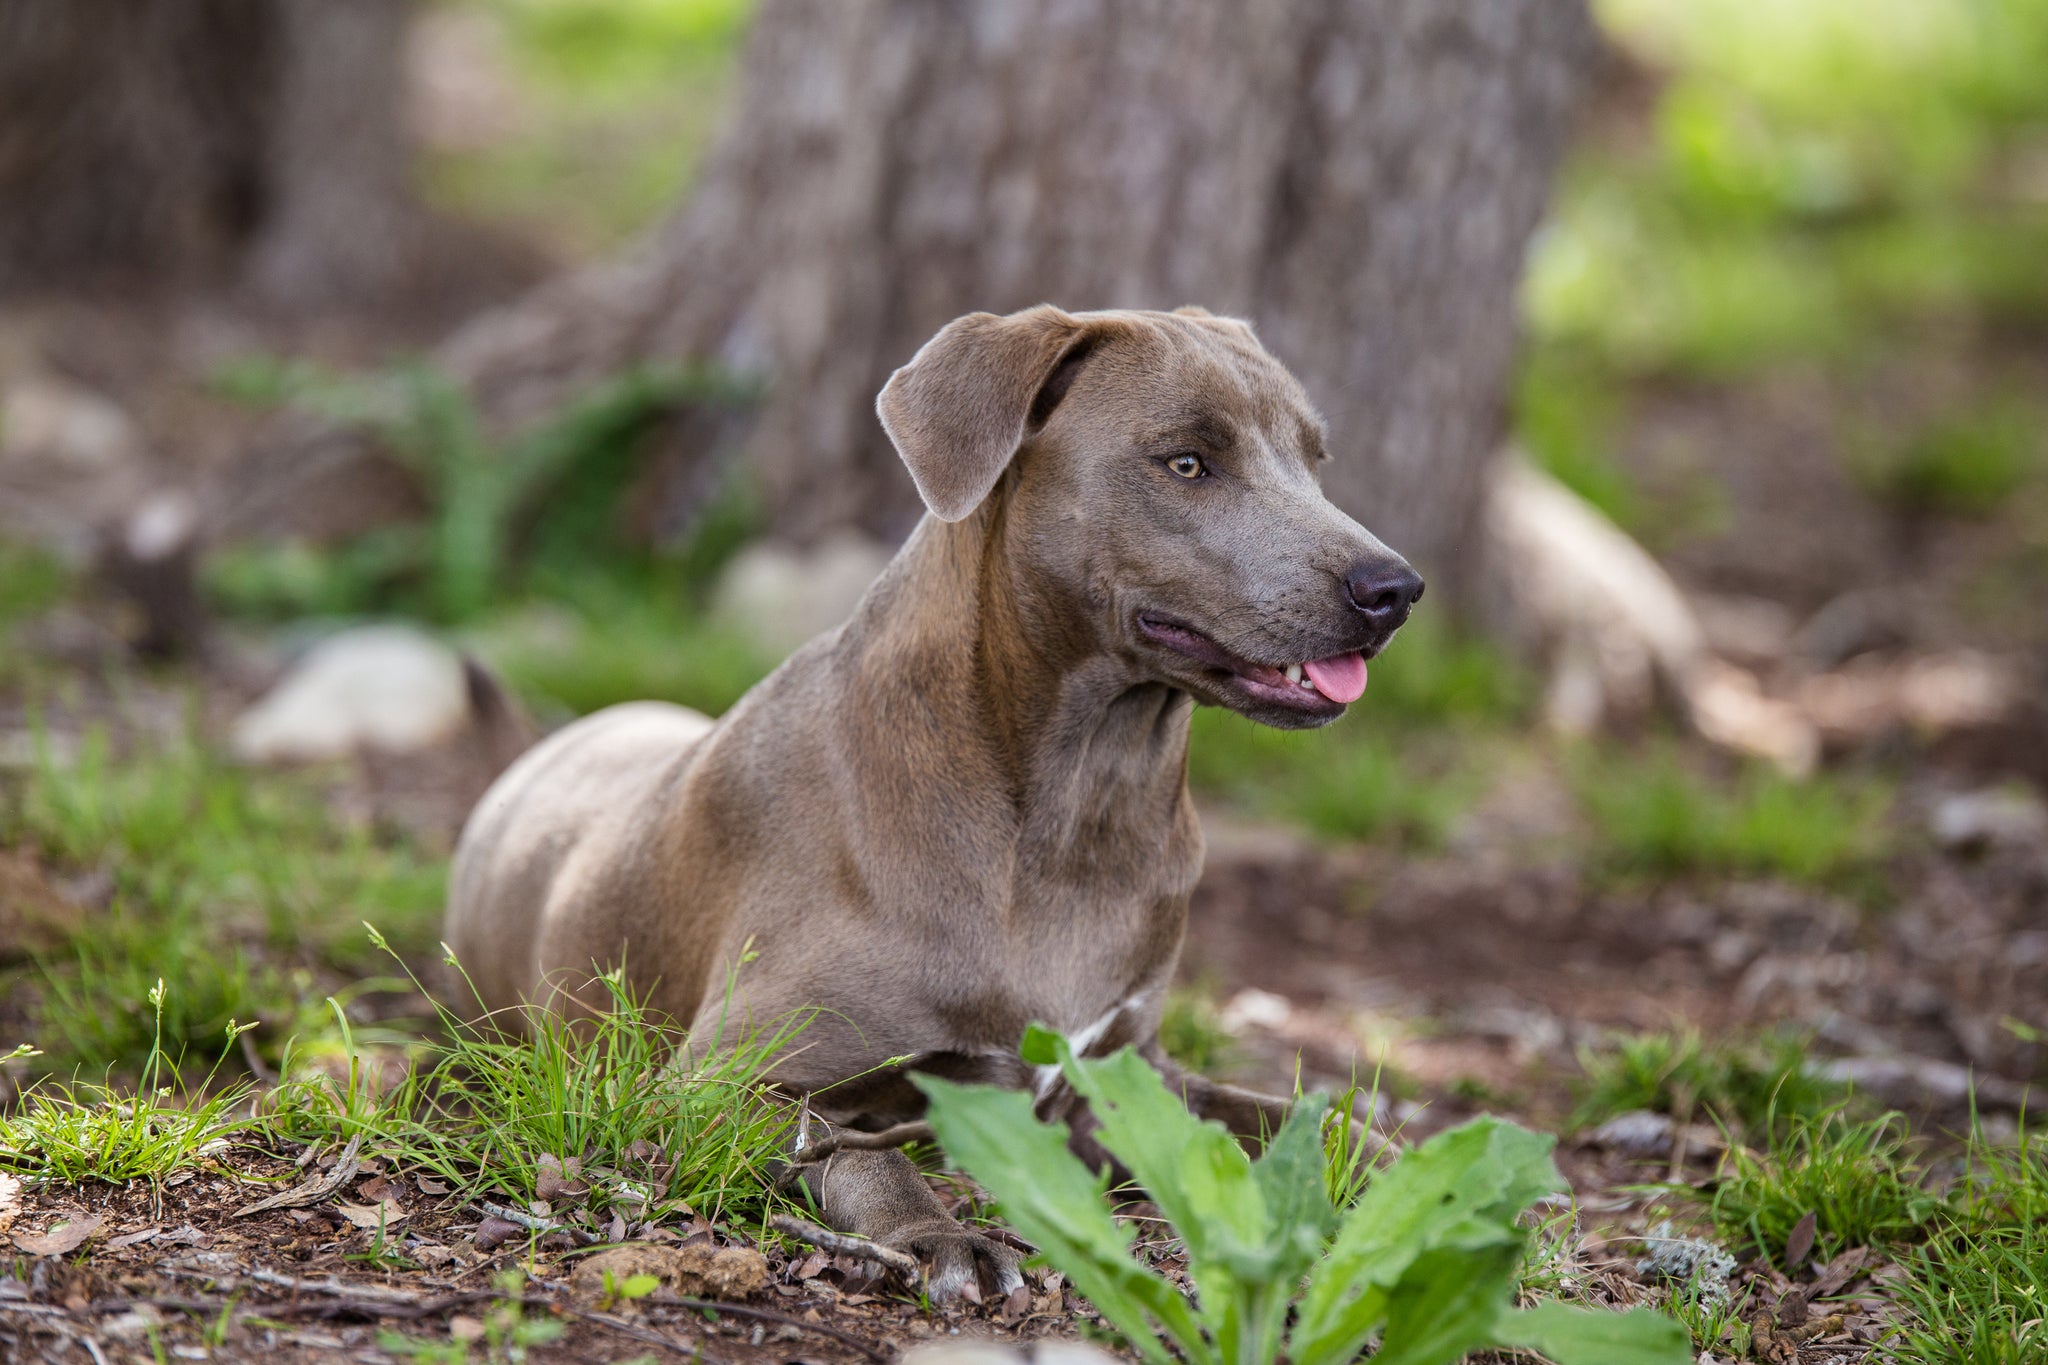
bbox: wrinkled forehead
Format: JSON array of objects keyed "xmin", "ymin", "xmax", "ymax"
[{"xmin": 1072, "ymin": 311, "xmax": 1328, "ymax": 467}]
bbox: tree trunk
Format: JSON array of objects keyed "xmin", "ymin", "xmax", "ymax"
[
  {"xmin": 0, "ymin": 0, "xmax": 416, "ymax": 305},
  {"xmin": 433, "ymin": 0, "xmax": 1592, "ymax": 592},
  {"xmin": 245, "ymin": 0, "xmax": 419, "ymax": 310}
]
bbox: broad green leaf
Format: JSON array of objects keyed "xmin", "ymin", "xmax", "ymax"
[
  {"xmin": 1018, "ymin": 1021, "xmax": 1061, "ymax": 1066},
  {"xmin": 1054, "ymin": 1043, "xmax": 1275, "ymax": 1364},
  {"xmin": 1494, "ymin": 1301, "xmax": 1692, "ymax": 1365},
  {"xmin": 1367, "ymin": 1244, "xmax": 1521, "ymax": 1365},
  {"xmin": 916, "ymin": 1075, "xmax": 1210, "ymax": 1365},
  {"xmin": 1291, "ymin": 1117, "xmax": 1561, "ymax": 1365},
  {"xmin": 1249, "ymin": 1091, "xmax": 1339, "ymax": 1255},
  {"xmin": 1057, "ymin": 1043, "xmax": 1278, "ymax": 1281}
]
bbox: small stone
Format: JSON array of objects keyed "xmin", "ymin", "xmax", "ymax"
[
  {"xmin": 710, "ymin": 531, "xmax": 894, "ymax": 658},
  {"xmin": 231, "ymin": 624, "xmax": 471, "ymax": 763},
  {"xmin": 0, "ymin": 375, "xmax": 141, "ymax": 474},
  {"xmin": 1585, "ymin": 1109, "xmax": 1674, "ymax": 1159},
  {"xmin": 1930, "ymin": 785, "xmax": 2048, "ymax": 854}
]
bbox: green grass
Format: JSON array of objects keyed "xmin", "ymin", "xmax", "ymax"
[
  {"xmin": 1894, "ymin": 1220, "xmax": 2048, "ymax": 1365},
  {"xmin": 264, "ymin": 936, "xmax": 808, "ymax": 1233},
  {"xmin": 479, "ymin": 571, "xmax": 772, "ymax": 720},
  {"xmin": 0, "ymin": 987, "xmax": 261, "ymax": 1184},
  {"xmin": 1571, "ymin": 1028, "xmax": 1855, "ymax": 1138},
  {"xmin": 1851, "ymin": 394, "xmax": 2045, "ymax": 519},
  {"xmin": 1529, "ymin": 0, "xmax": 2048, "ymax": 381},
  {"xmin": 1188, "ymin": 714, "xmax": 1474, "ymax": 849},
  {"xmin": 1573, "ymin": 746, "xmax": 1893, "ymax": 888},
  {"xmin": 1156, "ymin": 987, "xmax": 1238, "ymax": 1078},
  {"xmin": 1, "ymin": 722, "xmax": 445, "ymax": 1078},
  {"xmin": 0, "ymin": 542, "xmax": 70, "ymax": 631},
  {"xmin": 1662, "ymin": 1273, "xmax": 1752, "ymax": 1361},
  {"xmin": 1706, "ymin": 1109, "xmax": 1944, "ymax": 1266},
  {"xmin": 207, "ymin": 361, "xmax": 751, "ymax": 626},
  {"xmin": 1695, "ymin": 1107, "xmax": 2048, "ymax": 1361}
]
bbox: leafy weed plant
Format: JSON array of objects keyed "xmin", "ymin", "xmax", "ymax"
[{"xmin": 920, "ymin": 1025, "xmax": 1687, "ymax": 1365}]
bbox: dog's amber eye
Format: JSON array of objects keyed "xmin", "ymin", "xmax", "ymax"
[{"xmin": 1167, "ymin": 453, "xmax": 1206, "ymax": 480}]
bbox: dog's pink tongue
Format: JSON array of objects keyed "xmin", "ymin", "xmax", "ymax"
[{"xmin": 1303, "ymin": 652, "xmax": 1368, "ymax": 704}]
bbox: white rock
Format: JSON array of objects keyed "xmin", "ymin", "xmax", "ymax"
[
  {"xmin": 0, "ymin": 374, "xmax": 142, "ymax": 474},
  {"xmin": 710, "ymin": 530, "xmax": 894, "ymax": 658},
  {"xmin": 231, "ymin": 624, "xmax": 470, "ymax": 763},
  {"xmin": 1930, "ymin": 786, "xmax": 2048, "ymax": 853}
]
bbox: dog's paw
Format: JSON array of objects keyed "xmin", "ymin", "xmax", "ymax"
[{"xmin": 885, "ymin": 1218, "xmax": 1024, "ymax": 1305}]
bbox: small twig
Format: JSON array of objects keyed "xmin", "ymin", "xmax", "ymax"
[
  {"xmin": 790, "ymin": 1120, "xmax": 935, "ymax": 1164},
  {"xmin": 246, "ymin": 1270, "xmax": 423, "ymax": 1306},
  {"xmin": 478, "ymin": 1201, "xmax": 599, "ymax": 1246},
  {"xmin": 235, "ymin": 1133, "xmax": 362, "ymax": 1217},
  {"xmin": 650, "ymin": 1293, "xmax": 889, "ymax": 1362},
  {"xmin": 570, "ymin": 1306, "xmax": 731, "ymax": 1364},
  {"xmin": 767, "ymin": 1214, "xmax": 918, "ymax": 1278}
]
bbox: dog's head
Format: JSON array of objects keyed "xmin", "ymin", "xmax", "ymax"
[{"xmin": 878, "ymin": 305, "xmax": 1422, "ymax": 729}]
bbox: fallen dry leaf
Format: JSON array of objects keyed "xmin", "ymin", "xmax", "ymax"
[
  {"xmin": 1784, "ymin": 1210, "xmax": 1818, "ymax": 1270},
  {"xmin": 335, "ymin": 1200, "xmax": 407, "ymax": 1231},
  {"xmin": 1811, "ymin": 1246, "xmax": 1873, "ymax": 1298},
  {"xmin": 0, "ymin": 1173, "xmax": 20, "ymax": 1236},
  {"xmin": 473, "ymin": 1215, "xmax": 525, "ymax": 1251},
  {"xmin": 14, "ymin": 1214, "xmax": 102, "ymax": 1257},
  {"xmin": 357, "ymin": 1175, "xmax": 401, "ymax": 1203},
  {"xmin": 105, "ymin": 1225, "xmax": 162, "ymax": 1251}
]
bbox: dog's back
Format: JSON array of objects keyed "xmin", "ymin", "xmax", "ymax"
[{"xmin": 444, "ymin": 700, "xmax": 714, "ymax": 1024}]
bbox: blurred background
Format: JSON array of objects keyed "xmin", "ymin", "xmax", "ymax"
[{"xmin": 1, "ymin": 0, "xmax": 2045, "ymax": 1140}]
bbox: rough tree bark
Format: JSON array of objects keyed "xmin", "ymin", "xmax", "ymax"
[
  {"xmin": 0, "ymin": 0, "xmax": 416, "ymax": 305},
  {"xmin": 427, "ymin": 0, "xmax": 1594, "ymax": 592}
]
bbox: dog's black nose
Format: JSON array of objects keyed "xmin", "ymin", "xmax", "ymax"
[{"xmin": 1343, "ymin": 559, "xmax": 1425, "ymax": 628}]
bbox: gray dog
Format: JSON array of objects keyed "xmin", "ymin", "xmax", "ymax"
[{"xmin": 445, "ymin": 304, "xmax": 1423, "ymax": 1299}]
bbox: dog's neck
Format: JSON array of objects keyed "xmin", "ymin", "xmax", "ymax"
[{"xmin": 842, "ymin": 509, "xmax": 1195, "ymax": 848}]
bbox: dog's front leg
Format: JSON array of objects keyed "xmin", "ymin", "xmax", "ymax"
[{"xmin": 799, "ymin": 1132, "xmax": 1024, "ymax": 1304}]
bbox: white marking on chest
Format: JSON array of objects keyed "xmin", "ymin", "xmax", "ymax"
[{"xmin": 1032, "ymin": 992, "xmax": 1152, "ymax": 1100}]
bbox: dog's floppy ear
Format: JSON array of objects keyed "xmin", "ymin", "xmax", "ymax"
[{"xmin": 877, "ymin": 305, "xmax": 1095, "ymax": 522}]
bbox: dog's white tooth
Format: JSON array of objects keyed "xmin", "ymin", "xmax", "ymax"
[
  {"xmin": 1301, "ymin": 676, "xmax": 1317, "ymax": 691},
  {"xmin": 1285, "ymin": 663, "xmax": 1303, "ymax": 685}
]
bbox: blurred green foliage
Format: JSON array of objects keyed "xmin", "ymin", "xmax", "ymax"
[
  {"xmin": 1570, "ymin": 1026, "xmax": 1855, "ymax": 1138},
  {"xmin": 0, "ymin": 543, "xmax": 69, "ymax": 631},
  {"xmin": 1572, "ymin": 745, "xmax": 1893, "ymax": 889},
  {"xmin": 1185, "ymin": 615, "xmax": 1529, "ymax": 849},
  {"xmin": 1850, "ymin": 392, "xmax": 2046, "ymax": 518},
  {"xmin": 425, "ymin": 0, "xmax": 753, "ymax": 251},
  {"xmin": 208, "ymin": 359, "xmax": 753, "ymax": 626},
  {"xmin": 2, "ymin": 724, "xmax": 444, "ymax": 1078},
  {"xmin": 1517, "ymin": 0, "xmax": 2048, "ymax": 526}
]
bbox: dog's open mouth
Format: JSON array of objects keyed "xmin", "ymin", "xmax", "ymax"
[{"xmin": 1137, "ymin": 614, "xmax": 1368, "ymax": 715}]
